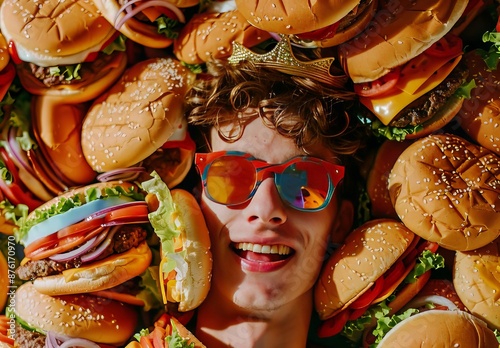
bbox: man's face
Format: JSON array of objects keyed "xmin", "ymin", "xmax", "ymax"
[{"xmin": 198, "ymin": 117, "xmax": 344, "ymax": 315}]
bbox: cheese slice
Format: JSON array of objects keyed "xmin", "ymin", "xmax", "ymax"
[{"xmin": 360, "ymin": 55, "xmax": 462, "ymax": 126}]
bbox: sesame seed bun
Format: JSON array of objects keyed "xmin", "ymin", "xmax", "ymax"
[
  {"xmin": 234, "ymin": 0, "xmax": 361, "ymax": 36},
  {"xmin": 388, "ymin": 134, "xmax": 500, "ymax": 251},
  {"xmin": 376, "ymin": 310, "xmax": 499, "ymax": 348},
  {"xmin": 314, "ymin": 219, "xmax": 415, "ymax": 320},
  {"xmin": 453, "ymin": 237, "xmax": 500, "ymax": 330},
  {"xmin": 0, "ymin": 0, "xmax": 116, "ymax": 66},
  {"xmin": 81, "ymin": 57, "xmax": 196, "ymax": 173},
  {"xmin": 173, "ymin": 10, "xmax": 272, "ymax": 65},
  {"xmin": 338, "ymin": 0, "xmax": 468, "ymax": 83},
  {"xmin": 458, "ymin": 50, "xmax": 500, "ymax": 155},
  {"xmin": 14, "ymin": 282, "xmax": 138, "ymax": 346}
]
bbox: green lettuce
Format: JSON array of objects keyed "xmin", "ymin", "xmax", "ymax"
[
  {"xmin": 156, "ymin": 16, "xmax": 180, "ymax": 39},
  {"xmin": 404, "ymin": 250, "xmax": 445, "ymax": 283}
]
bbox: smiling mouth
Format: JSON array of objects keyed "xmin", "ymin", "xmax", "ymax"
[{"xmin": 233, "ymin": 242, "xmax": 294, "ymax": 262}]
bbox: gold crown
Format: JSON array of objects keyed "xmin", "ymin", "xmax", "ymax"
[{"xmin": 228, "ymin": 34, "xmax": 345, "ymax": 87}]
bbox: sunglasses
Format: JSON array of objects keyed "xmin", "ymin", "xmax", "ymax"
[{"xmin": 194, "ymin": 151, "xmax": 344, "ymax": 212}]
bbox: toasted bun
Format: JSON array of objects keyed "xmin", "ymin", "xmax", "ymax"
[
  {"xmin": 169, "ymin": 189, "xmax": 212, "ymax": 312},
  {"xmin": 338, "ymin": 0, "xmax": 468, "ymax": 83},
  {"xmin": 234, "ymin": 0, "xmax": 359, "ymax": 35},
  {"xmin": 388, "ymin": 134, "xmax": 500, "ymax": 251},
  {"xmin": 33, "ymin": 241, "xmax": 152, "ymax": 296},
  {"xmin": 15, "ymin": 282, "xmax": 138, "ymax": 345},
  {"xmin": 312, "ymin": 0, "xmax": 377, "ymax": 48},
  {"xmin": 453, "ymin": 237, "xmax": 500, "ymax": 330},
  {"xmin": 15, "ymin": 51, "xmax": 127, "ymax": 99},
  {"xmin": 314, "ymin": 219, "xmax": 415, "ymax": 320},
  {"xmin": 31, "ymin": 96, "xmax": 97, "ymax": 186},
  {"xmin": 81, "ymin": 57, "xmax": 196, "ymax": 173},
  {"xmin": 0, "ymin": 0, "xmax": 116, "ymax": 65},
  {"xmin": 366, "ymin": 139, "xmax": 412, "ymax": 219},
  {"xmin": 377, "ymin": 310, "xmax": 499, "ymax": 348},
  {"xmin": 0, "ymin": 253, "xmax": 7, "ymax": 312},
  {"xmin": 458, "ymin": 50, "xmax": 500, "ymax": 155},
  {"xmin": 92, "ymin": 0, "xmax": 174, "ymax": 49},
  {"xmin": 173, "ymin": 10, "xmax": 272, "ymax": 65}
]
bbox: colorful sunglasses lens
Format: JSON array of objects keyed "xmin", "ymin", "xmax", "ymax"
[
  {"xmin": 204, "ymin": 156, "xmax": 331, "ymax": 210},
  {"xmin": 204, "ymin": 156, "xmax": 256, "ymax": 205},
  {"xmin": 277, "ymin": 162, "xmax": 329, "ymax": 210}
]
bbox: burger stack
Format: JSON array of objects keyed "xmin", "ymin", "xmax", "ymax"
[{"xmin": 0, "ymin": 0, "xmax": 499, "ymax": 347}]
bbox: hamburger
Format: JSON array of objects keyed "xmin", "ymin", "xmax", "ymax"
[
  {"xmin": 0, "ymin": 0, "xmax": 126, "ymax": 95},
  {"xmin": 92, "ymin": 0, "xmax": 196, "ymax": 49},
  {"xmin": 14, "ymin": 181, "xmax": 153, "ymax": 297},
  {"xmin": 142, "ymin": 172, "xmax": 212, "ymax": 314},
  {"xmin": 81, "ymin": 57, "xmax": 196, "ymax": 189},
  {"xmin": 388, "ymin": 133, "xmax": 500, "ymax": 251},
  {"xmin": 234, "ymin": 0, "xmax": 378, "ymax": 47},
  {"xmin": 0, "ymin": 32, "xmax": 14, "ymax": 108},
  {"xmin": 13, "ymin": 281, "xmax": 138, "ymax": 348},
  {"xmin": 453, "ymin": 237, "xmax": 500, "ymax": 331},
  {"xmin": 457, "ymin": 49, "xmax": 500, "ymax": 155},
  {"xmin": 375, "ymin": 309, "xmax": 499, "ymax": 347},
  {"xmin": 339, "ymin": 0, "xmax": 472, "ymax": 140},
  {"xmin": 314, "ymin": 219, "xmax": 444, "ymax": 344},
  {"xmin": 127, "ymin": 312, "xmax": 206, "ymax": 348},
  {"xmin": 173, "ymin": 9, "xmax": 272, "ymax": 65}
]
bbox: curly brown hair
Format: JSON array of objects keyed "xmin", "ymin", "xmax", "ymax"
[{"xmin": 186, "ymin": 59, "xmax": 368, "ymax": 161}]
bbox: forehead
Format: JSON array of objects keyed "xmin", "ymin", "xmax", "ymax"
[{"xmin": 210, "ymin": 117, "xmax": 337, "ymax": 164}]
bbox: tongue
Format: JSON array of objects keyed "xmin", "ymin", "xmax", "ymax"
[{"xmin": 240, "ymin": 250, "xmax": 287, "ymax": 262}]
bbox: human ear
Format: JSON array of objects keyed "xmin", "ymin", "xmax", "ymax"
[{"xmin": 330, "ymin": 200, "xmax": 354, "ymax": 245}]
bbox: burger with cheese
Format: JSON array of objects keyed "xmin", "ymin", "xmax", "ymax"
[
  {"xmin": 13, "ymin": 281, "xmax": 139, "ymax": 348},
  {"xmin": 81, "ymin": 57, "xmax": 196, "ymax": 189},
  {"xmin": 339, "ymin": 0, "xmax": 473, "ymax": 140},
  {"xmin": 234, "ymin": 0, "xmax": 378, "ymax": 47},
  {"xmin": 314, "ymin": 219, "xmax": 444, "ymax": 345},
  {"xmin": 14, "ymin": 181, "xmax": 153, "ymax": 298}
]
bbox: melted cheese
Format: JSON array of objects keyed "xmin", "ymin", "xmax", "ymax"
[{"xmin": 360, "ymin": 55, "xmax": 462, "ymax": 126}]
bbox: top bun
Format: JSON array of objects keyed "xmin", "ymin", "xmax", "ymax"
[
  {"xmin": 81, "ymin": 57, "xmax": 196, "ymax": 173},
  {"xmin": 234, "ymin": 0, "xmax": 359, "ymax": 35},
  {"xmin": 0, "ymin": 0, "xmax": 116, "ymax": 64},
  {"xmin": 314, "ymin": 219, "xmax": 414, "ymax": 320},
  {"xmin": 377, "ymin": 310, "xmax": 499, "ymax": 348},
  {"xmin": 388, "ymin": 134, "xmax": 500, "ymax": 251},
  {"xmin": 458, "ymin": 50, "xmax": 500, "ymax": 155},
  {"xmin": 453, "ymin": 237, "xmax": 500, "ymax": 330},
  {"xmin": 15, "ymin": 282, "xmax": 138, "ymax": 345},
  {"xmin": 338, "ymin": 0, "xmax": 468, "ymax": 83}
]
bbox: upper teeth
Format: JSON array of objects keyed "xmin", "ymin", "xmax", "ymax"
[{"xmin": 236, "ymin": 242, "xmax": 291, "ymax": 255}]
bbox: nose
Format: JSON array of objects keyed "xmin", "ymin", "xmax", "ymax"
[{"xmin": 244, "ymin": 177, "xmax": 287, "ymax": 225}]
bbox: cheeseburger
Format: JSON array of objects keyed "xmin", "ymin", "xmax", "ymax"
[
  {"xmin": 15, "ymin": 181, "xmax": 152, "ymax": 297},
  {"xmin": 388, "ymin": 133, "xmax": 500, "ymax": 251},
  {"xmin": 81, "ymin": 57, "xmax": 196, "ymax": 189},
  {"xmin": 339, "ymin": 0, "xmax": 471, "ymax": 140},
  {"xmin": 0, "ymin": 0, "xmax": 127, "ymax": 97},
  {"xmin": 13, "ymin": 281, "xmax": 138, "ymax": 348},
  {"xmin": 234, "ymin": 0, "xmax": 378, "ymax": 47},
  {"xmin": 314, "ymin": 219, "xmax": 444, "ymax": 343}
]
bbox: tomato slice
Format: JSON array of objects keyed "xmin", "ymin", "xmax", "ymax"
[
  {"xmin": 23, "ymin": 233, "xmax": 59, "ymax": 257},
  {"xmin": 295, "ymin": 22, "xmax": 340, "ymax": 41},
  {"xmin": 139, "ymin": 336, "xmax": 155, "ymax": 348},
  {"xmin": 57, "ymin": 216, "xmax": 105, "ymax": 239},
  {"xmin": 318, "ymin": 309, "xmax": 350, "ymax": 338},
  {"xmin": 0, "ymin": 62, "xmax": 15, "ymax": 87},
  {"xmin": 425, "ymin": 34, "xmax": 463, "ymax": 58},
  {"xmin": 350, "ymin": 276, "xmax": 385, "ymax": 310},
  {"xmin": 7, "ymin": 41, "xmax": 22, "ymax": 65},
  {"xmin": 103, "ymin": 204, "xmax": 149, "ymax": 226},
  {"xmin": 354, "ymin": 67, "xmax": 400, "ymax": 98}
]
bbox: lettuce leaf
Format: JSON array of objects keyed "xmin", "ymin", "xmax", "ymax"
[
  {"xmin": 156, "ymin": 16, "xmax": 180, "ymax": 39},
  {"xmin": 168, "ymin": 320, "xmax": 195, "ymax": 348},
  {"xmin": 404, "ymin": 250, "xmax": 445, "ymax": 283},
  {"xmin": 136, "ymin": 265, "xmax": 164, "ymax": 312},
  {"xmin": 370, "ymin": 308, "xmax": 419, "ymax": 347}
]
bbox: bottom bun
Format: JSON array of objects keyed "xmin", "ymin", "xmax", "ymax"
[
  {"xmin": 33, "ymin": 242, "xmax": 151, "ymax": 296},
  {"xmin": 377, "ymin": 310, "xmax": 498, "ymax": 348},
  {"xmin": 15, "ymin": 282, "xmax": 138, "ymax": 345}
]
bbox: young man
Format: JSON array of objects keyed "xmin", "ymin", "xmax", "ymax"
[{"xmin": 186, "ymin": 55, "xmax": 367, "ymax": 347}]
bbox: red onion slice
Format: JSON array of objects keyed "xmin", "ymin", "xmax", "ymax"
[
  {"xmin": 114, "ymin": 0, "xmax": 186, "ymax": 30},
  {"xmin": 5, "ymin": 126, "xmax": 35, "ymax": 177},
  {"xmin": 403, "ymin": 295, "xmax": 460, "ymax": 312},
  {"xmin": 48, "ymin": 229, "xmax": 109, "ymax": 262},
  {"xmin": 80, "ymin": 226, "xmax": 119, "ymax": 263},
  {"xmin": 86, "ymin": 201, "xmax": 148, "ymax": 221},
  {"xmin": 96, "ymin": 167, "xmax": 146, "ymax": 182},
  {"xmin": 45, "ymin": 330, "xmax": 100, "ymax": 348}
]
